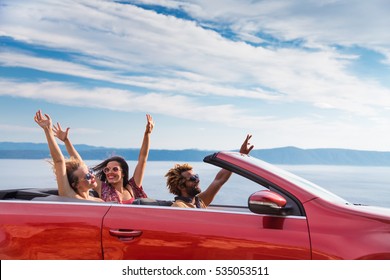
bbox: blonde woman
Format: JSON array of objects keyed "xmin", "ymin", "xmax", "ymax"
[{"xmin": 34, "ymin": 110, "xmax": 103, "ymax": 202}]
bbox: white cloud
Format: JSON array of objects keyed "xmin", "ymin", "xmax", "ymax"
[
  {"xmin": 3, "ymin": 77, "xmax": 390, "ymax": 151},
  {"xmin": 0, "ymin": 124, "xmax": 37, "ymax": 133},
  {"xmin": 2, "ymin": 23, "xmax": 390, "ymax": 119},
  {"xmin": 0, "ymin": 79, "xmax": 259, "ymax": 126},
  {"xmin": 2, "ymin": 0, "xmax": 390, "ymax": 150},
  {"xmin": 151, "ymin": 0, "xmax": 390, "ymax": 48}
]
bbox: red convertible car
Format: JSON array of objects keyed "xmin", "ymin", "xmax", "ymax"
[{"xmin": 1, "ymin": 152, "xmax": 389, "ymax": 260}]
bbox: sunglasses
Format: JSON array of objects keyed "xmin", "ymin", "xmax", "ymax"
[
  {"xmin": 83, "ymin": 169, "xmax": 94, "ymax": 181},
  {"xmin": 186, "ymin": 174, "xmax": 199, "ymax": 182},
  {"xmin": 103, "ymin": 166, "xmax": 122, "ymax": 174}
]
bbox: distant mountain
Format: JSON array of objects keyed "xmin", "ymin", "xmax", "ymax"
[
  {"xmin": 0, "ymin": 142, "xmax": 211, "ymax": 161},
  {"xmin": 2, "ymin": 142, "xmax": 390, "ymax": 166}
]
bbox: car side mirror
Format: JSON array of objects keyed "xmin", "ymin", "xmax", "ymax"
[{"xmin": 248, "ymin": 190, "xmax": 287, "ymax": 215}]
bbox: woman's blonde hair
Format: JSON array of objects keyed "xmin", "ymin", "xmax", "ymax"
[
  {"xmin": 50, "ymin": 157, "xmax": 85, "ymax": 190},
  {"xmin": 165, "ymin": 163, "xmax": 193, "ymax": 196}
]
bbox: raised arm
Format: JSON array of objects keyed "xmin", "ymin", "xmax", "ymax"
[
  {"xmin": 34, "ymin": 110, "xmax": 78, "ymax": 198},
  {"xmin": 132, "ymin": 114, "xmax": 154, "ymax": 187},
  {"xmin": 198, "ymin": 168, "xmax": 232, "ymax": 206},
  {"xmin": 52, "ymin": 122, "xmax": 83, "ymax": 162},
  {"xmin": 199, "ymin": 134, "xmax": 254, "ymax": 206},
  {"xmin": 52, "ymin": 122, "xmax": 104, "ymax": 196}
]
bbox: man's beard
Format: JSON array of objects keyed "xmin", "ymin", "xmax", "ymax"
[{"xmin": 187, "ymin": 185, "xmax": 201, "ymax": 197}]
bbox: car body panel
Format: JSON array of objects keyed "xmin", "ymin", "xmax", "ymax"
[
  {"xmin": 303, "ymin": 198, "xmax": 390, "ymax": 260},
  {"xmin": 102, "ymin": 205, "xmax": 311, "ymax": 260},
  {"xmin": 0, "ymin": 200, "xmax": 110, "ymax": 260}
]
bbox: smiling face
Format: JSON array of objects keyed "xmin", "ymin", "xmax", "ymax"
[{"xmin": 103, "ymin": 161, "xmax": 124, "ymax": 185}]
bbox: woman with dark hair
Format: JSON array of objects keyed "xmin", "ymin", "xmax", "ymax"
[
  {"xmin": 93, "ymin": 155, "xmax": 147, "ymax": 203},
  {"xmin": 52, "ymin": 114, "xmax": 154, "ymax": 204}
]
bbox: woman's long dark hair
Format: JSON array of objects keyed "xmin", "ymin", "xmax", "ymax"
[{"xmin": 93, "ymin": 156, "xmax": 129, "ymax": 188}]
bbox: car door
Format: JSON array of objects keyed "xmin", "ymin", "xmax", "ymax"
[
  {"xmin": 101, "ymin": 204, "xmax": 311, "ymax": 259},
  {"xmin": 0, "ymin": 200, "xmax": 110, "ymax": 259}
]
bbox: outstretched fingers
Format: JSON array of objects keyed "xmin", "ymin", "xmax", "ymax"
[
  {"xmin": 34, "ymin": 110, "xmax": 42, "ymax": 123},
  {"xmin": 146, "ymin": 114, "xmax": 155, "ymax": 134},
  {"xmin": 52, "ymin": 122, "xmax": 70, "ymax": 142},
  {"xmin": 34, "ymin": 110, "xmax": 52, "ymax": 129},
  {"xmin": 240, "ymin": 134, "xmax": 254, "ymax": 154}
]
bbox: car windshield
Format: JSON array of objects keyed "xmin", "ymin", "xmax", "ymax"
[{"xmin": 248, "ymin": 156, "xmax": 350, "ymax": 204}]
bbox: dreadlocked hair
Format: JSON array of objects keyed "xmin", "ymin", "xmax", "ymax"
[{"xmin": 165, "ymin": 163, "xmax": 193, "ymax": 196}]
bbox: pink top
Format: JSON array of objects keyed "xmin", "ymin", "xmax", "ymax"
[{"xmin": 101, "ymin": 177, "xmax": 147, "ymax": 204}]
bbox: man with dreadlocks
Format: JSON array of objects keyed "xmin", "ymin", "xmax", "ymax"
[{"xmin": 165, "ymin": 135, "xmax": 254, "ymax": 208}]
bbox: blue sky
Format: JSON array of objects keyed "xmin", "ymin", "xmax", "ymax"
[{"xmin": 1, "ymin": 0, "xmax": 390, "ymax": 151}]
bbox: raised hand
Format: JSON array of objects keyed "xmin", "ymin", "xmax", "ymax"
[
  {"xmin": 239, "ymin": 134, "xmax": 254, "ymax": 155},
  {"xmin": 53, "ymin": 122, "xmax": 70, "ymax": 142},
  {"xmin": 34, "ymin": 110, "xmax": 52, "ymax": 130},
  {"xmin": 145, "ymin": 114, "xmax": 155, "ymax": 134}
]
